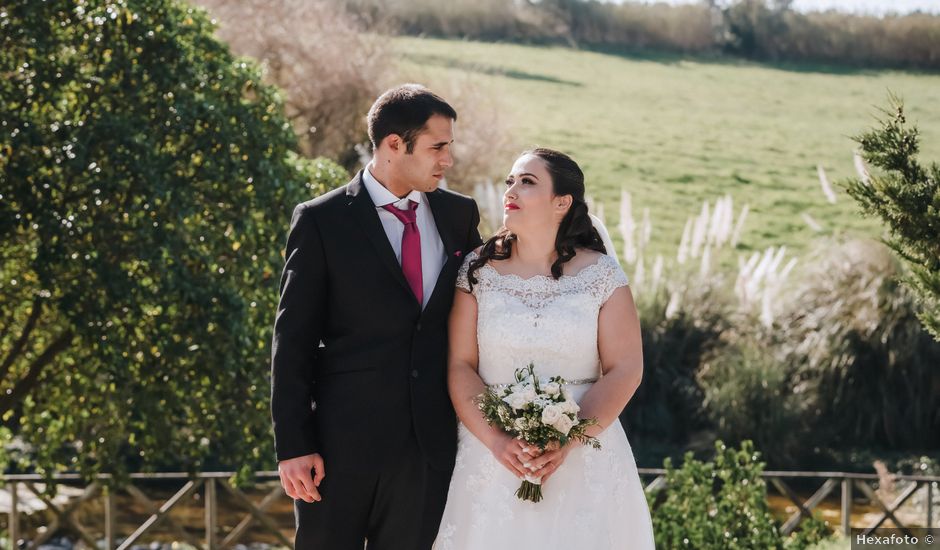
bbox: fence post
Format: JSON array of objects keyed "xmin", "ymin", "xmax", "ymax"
[
  {"xmin": 841, "ymin": 476, "xmax": 852, "ymax": 536},
  {"xmin": 104, "ymin": 483, "xmax": 116, "ymax": 550},
  {"xmin": 928, "ymin": 481, "xmax": 934, "ymax": 528},
  {"xmin": 8, "ymin": 482, "xmax": 19, "ymax": 549},
  {"xmin": 205, "ymin": 477, "xmax": 217, "ymax": 550}
]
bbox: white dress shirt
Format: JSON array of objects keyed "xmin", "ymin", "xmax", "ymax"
[{"xmin": 362, "ymin": 167, "xmax": 446, "ymax": 308}]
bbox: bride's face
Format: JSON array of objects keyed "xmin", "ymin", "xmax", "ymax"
[{"xmin": 503, "ymin": 154, "xmax": 571, "ymax": 234}]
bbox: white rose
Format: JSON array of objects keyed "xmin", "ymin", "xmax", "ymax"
[
  {"xmin": 519, "ymin": 384, "xmax": 537, "ymax": 405},
  {"xmin": 541, "ymin": 404, "xmax": 563, "ymax": 426},
  {"xmin": 561, "ymin": 398, "xmax": 581, "ymax": 414},
  {"xmin": 504, "ymin": 392, "xmax": 528, "ymax": 411},
  {"xmin": 513, "ymin": 417, "xmax": 528, "ymax": 431},
  {"xmin": 543, "ymin": 382, "xmax": 561, "ymax": 396},
  {"xmin": 553, "ymin": 414, "xmax": 575, "ymax": 435}
]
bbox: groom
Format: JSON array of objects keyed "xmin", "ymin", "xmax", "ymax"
[{"xmin": 271, "ymin": 84, "xmax": 483, "ymax": 549}]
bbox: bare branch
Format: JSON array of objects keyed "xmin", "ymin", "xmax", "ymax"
[
  {"xmin": 0, "ymin": 295, "xmax": 44, "ymax": 384},
  {"xmin": 0, "ymin": 329, "xmax": 74, "ymax": 417}
]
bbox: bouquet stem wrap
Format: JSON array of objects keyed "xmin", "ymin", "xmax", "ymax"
[{"xmin": 518, "ymin": 474, "xmax": 544, "ymax": 502}]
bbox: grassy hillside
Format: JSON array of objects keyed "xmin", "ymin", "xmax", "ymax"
[{"xmin": 395, "ymin": 37, "xmax": 940, "ymax": 262}]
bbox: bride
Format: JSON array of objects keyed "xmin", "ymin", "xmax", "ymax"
[{"xmin": 434, "ymin": 148, "xmax": 655, "ymax": 549}]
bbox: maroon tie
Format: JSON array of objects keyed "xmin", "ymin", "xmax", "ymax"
[{"xmin": 383, "ymin": 201, "xmax": 423, "ymax": 304}]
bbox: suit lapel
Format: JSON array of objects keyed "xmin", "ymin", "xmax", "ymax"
[
  {"xmin": 424, "ymin": 190, "xmax": 461, "ymax": 312},
  {"xmin": 346, "ymin": 172, "xmax": 414, "ymax": 301},
  {"xmin": 426, "ymin": 190, "xmax": 457, "ymax": 258}
]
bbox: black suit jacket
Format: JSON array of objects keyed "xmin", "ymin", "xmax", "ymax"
[{"xmin": 270, "ymin": 171, "xmax": 483, "ymax": 472}]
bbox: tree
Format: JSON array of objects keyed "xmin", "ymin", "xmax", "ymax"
[
  {"xmin": 720, "ymin": 0, "xmax": 794, "ymax": 60},
  {"xmin": 0, "ymin": 0, "xmax": 347, "ymax": 481},
  {"xmin": 844, "ymin": 95, "xmax": 940, "ymax": 341}
]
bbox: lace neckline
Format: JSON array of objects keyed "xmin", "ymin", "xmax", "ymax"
[{"xmin": 474, "ymin": 253, "xmax": 611, "ymax": 283}]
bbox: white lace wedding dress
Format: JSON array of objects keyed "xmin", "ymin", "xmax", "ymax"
[{"xmin": 434, "ymin": 251, "xmax": 655, "ymax": 550}]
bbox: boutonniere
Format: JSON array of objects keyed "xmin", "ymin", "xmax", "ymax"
[{"xmin": 454, "ymin": 250, "xmax": 463, "ymax": 258}]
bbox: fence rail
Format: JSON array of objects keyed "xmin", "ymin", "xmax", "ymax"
[{"xmin": 2, "ymin": 469, "xmax": 938, "ymax": 549}]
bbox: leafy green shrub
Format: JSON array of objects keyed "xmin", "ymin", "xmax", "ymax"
[
  {"xmin": 0, "ymin": 0, "xmax": 346, "ymax": 481},
  {"xmin": 651, "ymin": 440, "xmax": 830, "ymax": 549}
]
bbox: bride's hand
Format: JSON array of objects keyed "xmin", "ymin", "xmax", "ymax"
[
  {"xmin": 488, "ymin": 432, "xmax": 540, "ymax": 479},
  {"xmin": 528, "ymin": 440, "xmax": 580, "ymax": 482}
]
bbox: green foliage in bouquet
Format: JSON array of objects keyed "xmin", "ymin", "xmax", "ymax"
[
  {"xmin": 651, "ymin": 440, "xmax": 830, "ymax": 550},
  {"xmin": 0, "ymin": 0, "xmax": 347, "ymax": 482}
]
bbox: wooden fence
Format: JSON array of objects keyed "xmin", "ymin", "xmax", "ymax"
[{"xmin": 2, "ymin": 469, "xmax": 937, "ymax": 549}]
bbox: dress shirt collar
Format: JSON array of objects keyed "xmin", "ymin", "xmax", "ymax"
[{"xmin": 362, "ymin": 165, "xmax": 424, "ymax": 208}]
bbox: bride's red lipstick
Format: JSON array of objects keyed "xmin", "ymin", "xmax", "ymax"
[{"xmin": 505, "ymin": 202, "xmax": 520, "ymax": 210}]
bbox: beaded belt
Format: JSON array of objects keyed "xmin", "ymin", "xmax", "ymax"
[{"xmin": 489, "ymin": 377, "xmax": 598, "ymax": 391}]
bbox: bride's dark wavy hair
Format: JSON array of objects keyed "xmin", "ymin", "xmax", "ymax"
[{"xmin": 467, "ymin": 148, "xmax": 606, "ymax": 288}]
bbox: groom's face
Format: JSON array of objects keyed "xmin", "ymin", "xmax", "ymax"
[{"xmin": 395, "ymin": 114, "xmax": 455, "ymax": 193}]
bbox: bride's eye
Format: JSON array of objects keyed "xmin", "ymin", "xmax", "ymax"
[
  {"xmin": 522, "ymin": 177, "xmax": 534, "ymax": 185},
  {"xmin": 504, "ymin": 178, "xmax": 513, "ymax": 186}
]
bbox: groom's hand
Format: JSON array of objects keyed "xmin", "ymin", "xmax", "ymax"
[{"xmin": 278, "ymin": 453, "xmax": 325, "ymax": 503}]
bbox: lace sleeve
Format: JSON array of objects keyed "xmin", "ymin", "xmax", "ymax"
[
  {"xmin": 592, "ymin": 254, "xmax": 629, "ymax": 305},
  {"xmin": 456, "ymin": 251, "xmax": 478, "ymax": 293}
]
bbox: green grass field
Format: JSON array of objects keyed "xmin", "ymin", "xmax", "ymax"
[{"xmin": 394, "ymin": 37, "xmax": 940, "ymax": 263}]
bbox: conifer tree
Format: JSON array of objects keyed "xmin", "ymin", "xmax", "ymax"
[{"xmin": 845, "ymin": 94, "xmax": 940, "ymax": 340}]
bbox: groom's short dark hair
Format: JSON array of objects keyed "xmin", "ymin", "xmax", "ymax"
[{"xmin": 367, "ymin": 84, "xmax": 457, "ymax": 153}]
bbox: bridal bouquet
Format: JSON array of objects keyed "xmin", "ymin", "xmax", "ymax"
[{"xmin": 476, "ymin": 363, "xmax": 601, "ymax": 503}]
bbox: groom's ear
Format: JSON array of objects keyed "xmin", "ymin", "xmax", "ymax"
[{"xmin": 385, "ymin": 133, "xmax": 403, "ymax": 154}]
